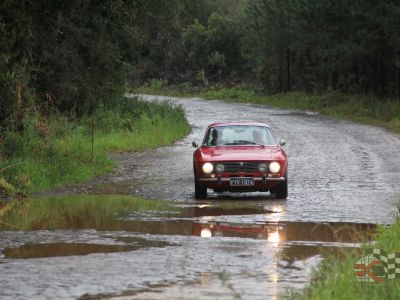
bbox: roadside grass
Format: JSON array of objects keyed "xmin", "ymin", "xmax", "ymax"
[
  {"xmin": 134, "ymin": 85, "xmax": 400, "ymax": 134},
  {"xmin": 299, "ymin": 218, "xmax": 400, "ymax": 300},
  {"xmin": 0, "ymin": 194, "xmax": 171, "ymax": 231},
  {"xmin": 0, "ymin": 97, "xmax": 190, "ymax": 195}
]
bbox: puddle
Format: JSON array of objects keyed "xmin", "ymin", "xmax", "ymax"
[
  {"xmin": 3, "ymin": 237, "xmax": 172, "ymax": 259},
  {"xmin": 0, "ymin": 196, "xmax": 377, "ymax": 244},
  {"xmin": 3, "ymin": 243, "xmax": 137, "ymax": 259},
  {"xmin": 0, "ymin": 195, "xmax": 378, "ymax": 298},
  {"xmin": 0, "ymin": 194, "xmax": 173, "ymax": 231}
]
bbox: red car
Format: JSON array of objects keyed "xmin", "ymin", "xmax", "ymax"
[{"xmin": 192, "ymin": 122, "xmax": 288, "ymax": 199}]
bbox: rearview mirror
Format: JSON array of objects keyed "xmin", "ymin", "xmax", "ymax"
[
  {"xmin": 192, "ymin": 141, "xmax": 198, "ymax": 148},
  {"xmin": 279, "ymin": 139, "xmax": 286, "ymax": 146}
]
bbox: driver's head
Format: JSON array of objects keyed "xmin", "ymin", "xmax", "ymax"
[
  {"xmin": 212, "ymin": 128, "xmax": 222, "ymax": 138},
  {"xmin": 212, "ymin": 128, "xmax": 218, "ymax": 139}
]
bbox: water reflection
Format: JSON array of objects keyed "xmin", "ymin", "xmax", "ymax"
[
  {"xmin": 3, "ymin": 243, "xmax": 137, "ymax": 259},
  {"xmin": 267, "ymin": 229, "xmax": 281, "ymax": 244},
  {"xmin": 3, "ymin": 238, "xmax": 172, "ymax": 259},
  {"xmin": 0, "ymin": 197, "xmax": 377, "ymax": 271},
  {"xmin": 194, "ymin": 221, "xmax": 286, "ymax": 242},
  {"xmin": 200, "ymin": 228, "xmax": 212, "ymax": 238}
]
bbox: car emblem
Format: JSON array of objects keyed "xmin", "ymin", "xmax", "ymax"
[{"xmin": 239, "ymin": 162, "xmax": 244, "ymax": 167}]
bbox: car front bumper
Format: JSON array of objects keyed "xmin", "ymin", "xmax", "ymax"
[
  {"xmin": 197, "ymin": 175, "xmax": 285, "ymax": 192},
  {"xmin": 198, "ymin": 176, "xmax": 285, "ymax": 182}
]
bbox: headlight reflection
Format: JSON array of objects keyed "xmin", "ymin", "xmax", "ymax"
[
  {"xmin": 267, "ymin": 230, "xmax": 281, "ymax": 243},
  {"xmin": 200, "ymin": 228, "xmax": 212, "ymax": 238}
]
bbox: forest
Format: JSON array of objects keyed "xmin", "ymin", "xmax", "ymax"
[
  {"xmin": 1, "ymin": 2, "xmax": 400, "ymax": 298},
  {"xmin": 1, "ymin": 0, "xmax": 400, "ymax": 128}
]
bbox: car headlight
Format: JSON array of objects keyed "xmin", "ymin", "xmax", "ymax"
[
  {"xmin": 269, "ymin": 161, "xmax": 281, "ymax": 173},
  {"xmin": 202, "ymin": 162, "xmax": 214, "ymax": 174},
  {"xmin": 215, "ymin": 163, "xmax": 224, "ymax": 173},
  {"xmin": 258, "ymin": 163, "xmax": 268, "ymax": 172}
]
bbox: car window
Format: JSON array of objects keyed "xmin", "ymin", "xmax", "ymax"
[{"xmin": 204, "ymin": 125, "xmax": 277, "ymax": 146}]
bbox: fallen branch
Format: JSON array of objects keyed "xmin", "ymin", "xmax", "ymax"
[{"xmin": 0, "ymin": 162, "xmax": 24, "ymax": 173}]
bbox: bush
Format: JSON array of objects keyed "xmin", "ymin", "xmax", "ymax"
[{"xmin": 0, "ymin": 97, "xmax": 190, "ymax": 195}]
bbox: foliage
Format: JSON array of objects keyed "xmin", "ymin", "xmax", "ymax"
[
  {"xmin": 244, "ymin": 0, "xmax": 400, "ymax": 96},
  {"xmin": 134, "ymin": 85, "xmax": 400, "ymax": 134},
  {"xmin": 2, "ymin": 0, "xmax": 400, "ymax": 132},
  {"xmin": 2, "ymin": 0, "xmax": 400, "ymax": 192},
  {"xmin": 0, "ymin": 0, "xmax": 146, "ymax": 127},
  {"xmin": 0, "ymin": 97, "xmax": 190, "ymax": 195},
  {"xmin": 200, "ymin": 88, "xmax": 400, "ymax": 133},
  {"xmin": 300, "ymin": 217, "xmax": 400, "ymax": 300}
]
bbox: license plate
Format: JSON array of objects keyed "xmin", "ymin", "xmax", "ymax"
[{"xmin": 229, "ymin": 177, "xmax": 255, "ymax": 186}]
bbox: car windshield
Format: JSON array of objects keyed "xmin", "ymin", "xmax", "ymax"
[{"xmin": 203, "ymin": 125, "xmax": 277, "ymax": 146}]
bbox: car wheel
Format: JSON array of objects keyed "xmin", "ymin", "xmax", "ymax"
[
  {"xmin": 194, "ymin": 178, "xmax": 207, "ymax": 199},
  {"xmin": 274, "ymin": 171, "xmax": 288, "ymax": 199}
]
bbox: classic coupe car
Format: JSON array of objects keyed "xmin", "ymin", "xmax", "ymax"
[{"xmin": 192, "ymin": 122, "xmax": 288, "ymax": 199}]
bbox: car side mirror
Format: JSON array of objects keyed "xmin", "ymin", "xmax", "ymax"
[
  {"xmin": 192, "ymin": 141, "xmax": 198, "ymax": 148},
  {"xmin": 279, "ymin": 139, "xmax": 286, "ymax": 146}
]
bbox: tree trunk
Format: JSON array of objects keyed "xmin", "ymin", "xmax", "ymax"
[
  {"xmin": 15, "ymin": 83, "xmax": 23, "ymax": 123},
  {"xmin": 286, "ymin": 48, "xmax": 290, "ymax": 91},
  {"xmin": 396, "ymin": 67, "xmax": 400, "ymax": 100}
]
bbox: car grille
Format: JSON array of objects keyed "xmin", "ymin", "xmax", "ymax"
[{"xmin": 217, "ymin": 162, "xmax": 263, "ymax": 173}]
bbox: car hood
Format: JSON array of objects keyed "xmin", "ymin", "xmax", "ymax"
[{"xmin": 197, "ymin": 146, "xmax": 283, "ymax": 162}]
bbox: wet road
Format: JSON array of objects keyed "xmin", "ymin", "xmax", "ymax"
[
  {"xmin": 1, "ymin": 95, "xmax": 400, "ymax": 299},
  {"xmin": 83, "ymin": 94, "xmax": 400, "ymax": 224}
]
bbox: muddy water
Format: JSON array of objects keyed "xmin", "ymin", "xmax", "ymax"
[
  {"xmin": 0, "ymin": 199, "xmax": 378, "ymax": 299},
  {"xmin": 1, "ymin": 95, "xmax": 400, "ymax": 299},
  {"xmin": 3, "ymin": 243, "xmax": 138, "ymax": 259}
]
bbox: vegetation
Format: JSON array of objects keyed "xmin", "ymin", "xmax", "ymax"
[
  {"xmin": 300, "ymin": 217, "xmax": 400, "ymax": 300},
  {"xmin": 132, "ymin": 0, "xmax": 400, "ymax": 99},
  {"xmin": 2, "ymin": 1, "xmax": 399, "ymax": 195},
  {"xmin": 0, "ymin": 194, "xmax": 171, "ymax": 231},
  {"xmin": 1, "ymin": 1, "xmax": 399, "ymax": 298},
  {"xmin": 0, "ymin": 97, "xmax": 190, "ymax": 195},
  {"xmin": 3, "ymin": 1, "xmax": 399, "ymax": 130},
  {"xmin": 244, "ymin": 0, "xmax": 400, "ymax": 97},
  {"xmin": 135, "ymin": 85, "xmax": 400, "ymax": 134}
]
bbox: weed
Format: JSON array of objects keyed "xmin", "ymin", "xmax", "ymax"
[
  {"xmin": 300, "ymin": 219, "xmax": 400, "ymax": 300},
  {"xmin": 0, "ymin": 97, "xmax": 190, "ymax": 195},
  {"xmin": 134, "ymin": 85, "xmax": 400, "ymax": 134}
]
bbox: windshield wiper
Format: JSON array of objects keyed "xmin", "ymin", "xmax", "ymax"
[{"xmin": 231, "ymin": 140, "xmax": 264, "ymax": 146}]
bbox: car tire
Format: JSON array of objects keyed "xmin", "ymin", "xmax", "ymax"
[
  {"xmin": 274, "ymin": 171, "xmax": 288, "ymax": 199},
  {"xmin": 194, "ymin": 178, "xmax": 207, "ymax": 199}
]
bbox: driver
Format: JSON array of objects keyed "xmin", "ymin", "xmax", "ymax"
[{"xmin": 210, "ymin": 128, "xmax": 223, "ymax": 146}]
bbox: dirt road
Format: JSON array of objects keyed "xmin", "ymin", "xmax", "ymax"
[{"xmin": 1, "ymin": 95, "xmax": 399, "ymax": 299}]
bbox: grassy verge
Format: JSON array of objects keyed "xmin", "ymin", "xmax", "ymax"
[
  {"xmin": 0, "ymin": 96, "xmax": 190, "ymax": 195},
  {"xmin": 135, "ymin": 84, "xmax": 400, "ymax": 134},
  {"xmin": 0, "ymin": 194, "xmax": 171, "ymax": 231},
  {"xmin": 300, "ymin": 217, "xmax": 400, "ymax": 299}
]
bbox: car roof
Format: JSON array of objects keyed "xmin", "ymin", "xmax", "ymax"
[{"xmin": 207, "ymin": 121, "xmax": 272, "ymax": 128}]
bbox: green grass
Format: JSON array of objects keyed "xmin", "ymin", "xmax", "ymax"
[
  {"xmin": 0, "ymin": 97, "xmax": 190, "ymax": 195},
  {"xmin": 300, "ymin": 219, "xmax": 400, "ymax": 300},
  {"xmin": 135, "ymin": 85, "xmax": 400, "ymax": 133},
  {"xmin": 0, "ymin": 194, "xmax": 172, "ymax": 231}
]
